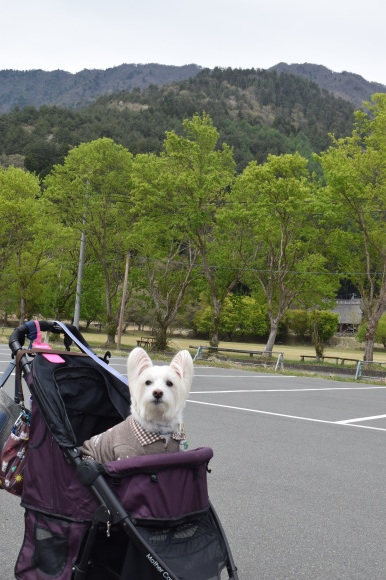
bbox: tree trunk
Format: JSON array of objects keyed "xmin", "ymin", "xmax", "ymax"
[
  {"xmin": 312, "ymin": 320, "xmax": 324, "ymax": 361},
  {"xmin": 105, "ymin": 316, "xmax": 118, "ymax": 348},
  {"xmin": 210, "ymin": 310, "xmax": 221, "ymax": 348},
  {"xmin": 19, "ymin": 297, "xmax": 26, "ymax": 325},
  {"xmin": 313, "ymin": 339, "xmax": 324, "ymax": 361},
  {"xmin": 265, "ymin": 320, "xmax": 279, "ymax": 355},
  {"xmin": 364, "ymin": 321, "xmax": 377, "ymax": 361},
  {"xmin": 209, "ymin": 328, "xmax": 220, "ymax": 348},
  {"xmin": 361, "ymin": 298, "xmax": 386, "ymax": 362},
  {"xmin": 154, "ymin": 325, "xmax": 168, "ymax": 351}
]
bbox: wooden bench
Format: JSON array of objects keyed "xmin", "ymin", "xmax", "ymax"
[
  {"xmin": 190, "ymin": 345, "xmax": 284, "ymax": 371},
  {"xmin": 137, "ymin": 336, "xmax": 156, "ymax": 348},
  {"xmin": 300, "ymin": 355, "xmax": 359, "ymax": 365},
  {"xmin": 190, "ymin": 345, "xmax": 269, "ymax": 358}
]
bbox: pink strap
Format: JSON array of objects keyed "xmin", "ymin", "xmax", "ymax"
[
  {"xmin": 33, "ymin": 320, "xmax": 42, "ymax": 345},
  {"xmin": 32, "ymin": 321, "xmax": 65, "ymax": 364}
]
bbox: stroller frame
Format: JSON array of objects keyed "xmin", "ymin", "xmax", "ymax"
[{"xmin": 5, "ymin": 321, "xmax": 238, "ymax": 580}]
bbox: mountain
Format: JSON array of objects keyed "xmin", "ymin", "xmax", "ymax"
[
  {"xmin": 0, "ymin": 63, "xmax": 202, "ymax": 113},
  {"xmin": 0, "ymin": 67, "xmax": 356, "ymax": 177},
  {"xmin": 0, "ymin": 62, "xmax": 385, "ymax": 115},
  {"xmin": 269, "ymin": 63, "xmax": 386, "ymax": 108}
]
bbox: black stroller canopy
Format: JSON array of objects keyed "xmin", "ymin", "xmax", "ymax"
[
  {"xmin": 9, "ymin": 320, "xmax": 131, "ymax": 448},
  {"xmin": 31, "ymin": 353, "xmax": 131, "ymax": 447}
]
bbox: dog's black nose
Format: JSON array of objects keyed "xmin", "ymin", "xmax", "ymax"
[{"xmin": 153, "ymin": 390, "xmax": 163, "ymax": 400}]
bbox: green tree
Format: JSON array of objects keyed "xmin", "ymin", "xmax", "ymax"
[
  {"xmin": 240, "ymin": 296, "xmax": 270, "ymax": 337},
  {"xmin": 357, "ymin": 313, "xmax": 386, "ymax": 349},
  {"xmin": 317, "ymin": 93, "xmax": 386, "ymax": 361},
  {"xmin": 285, "ymin": 309, "xmax": 309, "ymax": 339},
  {"xmin": 79, "ymin": 262, "xmax": 106, "ymax": 327},
  {"xmin": 309, "ymin": 310, "xmax": 339, "ymax": 359},
  {"xmin": 286, "ymin": 309, "xmax": 338, "ymax": 358},
  {"xmin": 0, "ymin": 166, "xmax": 58, "ymax": 322},
  {"xmin": 44, "ymin": 138, "xmax": 134, "ymax": 345},
  {"xmin": 131, "ymin": 113, "xmax": 239, "ymax": 347},
  {"xmin": 130, "ymin": 152, "xmax": 200, "ymax": 350},
  {"xmin": 194, "ymin": 294, "xmax": 269, "ymax": 341},
  {"xmin": 32, "ymin": 226, "xmax": 92, "ymax": 321},
  {"xmin": 163, "ymin": 113, "xmax": 240, "ymax": 347},
  {"xmin": 220, "ymin": 152, "xmax": 338, "ymax": 353}
]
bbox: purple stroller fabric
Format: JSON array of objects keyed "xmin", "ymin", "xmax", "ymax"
[
  {"xmin": 104, "ymin": 447, "xmax": 212, "ymax": 521},
  {"xmin": 21, "ymin": 402, "xmax": 211, "ymax": 521},
  {"xmin": 16, "ymin": 403, "xmax": 215, "ymax": 579}
]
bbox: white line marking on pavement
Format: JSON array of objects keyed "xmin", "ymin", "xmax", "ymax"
[
  {"xmin": 192, "ymin": 390, "xmax": 294, "ymax": 394},
  {"xmin": 336, "ymin": 413, "xmax": 386, "ymax": 424},
  {"xmin": 195, "ymin": 375, "xmax": 295, "ymax": 378},
  {"xmin": 191, "ymin": 386, "xmax": 386, "ymax": 394},
  {"xmin": 187, "ymin": 400, "xmax": 386, "ymax": 431}
]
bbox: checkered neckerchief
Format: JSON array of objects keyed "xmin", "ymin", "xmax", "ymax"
[{"xmin": 130, "ymin": 416, "xmax": 184, "ymax": 447}]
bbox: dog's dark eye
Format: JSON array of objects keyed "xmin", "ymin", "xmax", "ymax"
[
  {"xmin": 166, "ymin": 380, "xmax": 173, "ymax": 387},
  {"xmin": 145, "ymin": 380, "xmax": 152, "ymax": 386}
]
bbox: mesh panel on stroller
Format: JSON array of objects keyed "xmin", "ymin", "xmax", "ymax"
[{"xmin": 4, "ymin": 321, "xmax": 238, "ymax": 580}]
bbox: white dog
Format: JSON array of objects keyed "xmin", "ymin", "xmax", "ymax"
[{"xmin": 82, "ymin": 348, "xmax": 193, "ymax": 462}]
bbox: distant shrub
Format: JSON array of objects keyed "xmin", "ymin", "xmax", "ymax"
[{"xmin": 286, "ymin": 309, "xmax": 338, "ymax": 358}]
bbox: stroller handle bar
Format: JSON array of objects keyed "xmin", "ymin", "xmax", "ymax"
[
  {"xmin": 9, "ymin": 320, "xmax": 90, "ymax": 356},
  {"xmin": 8, "ymin": 321, "xmax": 91, "ymax": 390}
]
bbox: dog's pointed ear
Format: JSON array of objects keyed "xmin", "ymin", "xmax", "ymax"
[
  {"xmin": 127, "ymin": 347, "xmax": 153, "ymax": 384},
  {"xmin": 170, "ymin": 350, "xmax": 194, "ymax": 384}
]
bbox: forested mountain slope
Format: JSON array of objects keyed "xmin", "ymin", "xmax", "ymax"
[
  {"xmin": 0, "ymin": 64, "xmax": 202, "ymax": 113},
  {"xmin": 1, "ymin": 61, "xmax": 384, "ymax": 115},
  {"xmin": 0, "ymin": 67, "xmax": 356, "ymax": 176},
  {"xmin": 269, "ymin": 63, "xmax": 386, "ymax": 108}
]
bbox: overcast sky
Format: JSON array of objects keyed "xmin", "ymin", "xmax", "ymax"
[{"xmin": 2, "ymin": 0, "xmax": 385, "ymax": 85}]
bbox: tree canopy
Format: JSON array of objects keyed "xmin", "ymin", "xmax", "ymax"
[
  {"xmin": 1, "ymin": 98, "xmax": 385, "ymax": 360},
  {"xmin": 219, "ymin": 152, "xmax": 339, "ymax": 352},
  {"xmin": 44, "ymin": 138, "xmax": 134, "ymax": 345},
  {"xmin": 317, "ymin": 93, "xmax": 386, "ymax": 360}
]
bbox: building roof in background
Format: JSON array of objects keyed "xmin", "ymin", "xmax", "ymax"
[{"xmin": 333, "ymin": 299, "xmax": 362, "ymax": 325}]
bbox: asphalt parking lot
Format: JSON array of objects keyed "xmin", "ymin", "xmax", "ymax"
[{"xmin": 2, "ymin": 345, "xmax": 386, "ymax": 579}]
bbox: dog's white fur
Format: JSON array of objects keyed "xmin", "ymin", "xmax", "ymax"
[{"xmin": 127, "ymin": 347, "xmax": 193, "ymax": 435}]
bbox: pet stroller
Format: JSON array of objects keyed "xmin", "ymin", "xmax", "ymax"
[{"xmin": 4, "ymin": 320, "xmax": 238, "ymax": 580}]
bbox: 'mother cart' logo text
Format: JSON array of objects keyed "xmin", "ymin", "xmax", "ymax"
[{"xmin": 146, "ymin": 553, "xmax": 173, "ymax": 579}]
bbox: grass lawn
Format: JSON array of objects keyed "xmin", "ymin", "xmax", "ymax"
[{"xmin": 2, "ymin": 323, "xmax": 386, "ymax": 368}]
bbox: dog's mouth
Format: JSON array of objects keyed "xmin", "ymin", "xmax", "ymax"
[{"xmin": 152, "ymin": 398, "xmax": 164, "ymax": 405}]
